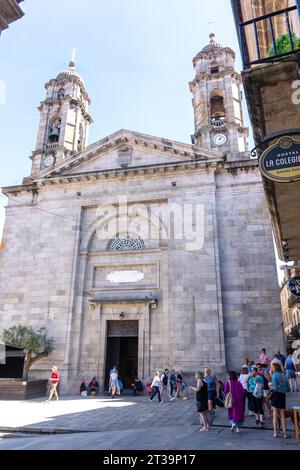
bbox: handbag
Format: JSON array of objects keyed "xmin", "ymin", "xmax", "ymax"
[
  {"xmin": 253, "ymin": 383, "xmax": 263, "ymax": 399},
  {"xmin": 224, "ymin": 381, "xmax": 233, "ymax": 409}
]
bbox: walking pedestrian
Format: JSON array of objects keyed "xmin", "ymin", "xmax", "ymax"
[
  {"xmin": 238, "ymin": 367, "xmax": 253, "ymax": 414},
  {"xmin": 173, "ymin": 371, "xmax": 186, "ymax": 400},
  {"xmin": 277, "ymin": 351, "xmax": 286, "ymax": 368},
  {"xmin": 271, "ymin": 353, "xmax": 284, "ymax": 372},
  {"xmin": 169, "ymin": 369, "xmax": 177, "ymax": 397},
  {"xmin": 190, "ymin": 371, "xmax": 210, "ymax": 432},
  {"xmin": 47, "ymin": 366, "xmax": 60, "ymax": 402},
  {"xmin": 224, "ymin": 371, "xmax": 245, "ymax": 433},
  {"xmin": 149, "ymin": 371, "xmax": 162, "ymax": 403},
  {"xmin": 259, "ymin": 349, "xmax": 270, "ymax": 369},
  {"xmin": 204, "ymin": 368, "xmax": 218, "ymax": 420},
  {"xmin": 271, "ymin": 363, "xmax": 292, "ymax": 439},
  {"xmin": 109, "ymin": 366, "xmax": 118, "ymax": 399},
  {"xmin": 285, "ymin": 352, "xmax": 298, "ymax": 392},
  {"xmin": 181, "ymin": 371, "xmax": 189, "ymax": 400},
  {"xmin": 161, "ymin": 369, "xmax": 174, "ymax": 402},
  {"xmin": 257, "ymin": 365, "xmax": 272, "ymax": 418},
  {"xmin": 242, "ymin": 358, "xmax": 252, "ymax": 373},
  {"xmin": 248, "ymin": 367, "xmax": 265, "ymax": 428}
]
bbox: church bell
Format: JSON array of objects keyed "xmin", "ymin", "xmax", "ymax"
[{"xmin": 48, "ymin": 127, "xmax": 60, "ymax": 142}]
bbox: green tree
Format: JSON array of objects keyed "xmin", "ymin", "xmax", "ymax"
[
  {"xmin": 268, "ymin": 33, "xmax": 300, "ymax": 57},
  {"xmin": 1, "ymin": 325, "xmax": 54, "ymax": 380}
]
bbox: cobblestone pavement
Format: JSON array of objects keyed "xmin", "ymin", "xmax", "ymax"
[{"xmin": 0, "ymin": 392, "xmax": 299, "ymax": 450}]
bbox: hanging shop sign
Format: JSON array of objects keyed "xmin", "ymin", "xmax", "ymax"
[{"xmin": 259, "ymin": 136, "xmax": 300, "ymax": 183}]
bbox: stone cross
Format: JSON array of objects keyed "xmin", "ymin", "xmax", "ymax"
[{"xmin": 208, "ymin": 19, "xmax": 215, "ymax": 34}]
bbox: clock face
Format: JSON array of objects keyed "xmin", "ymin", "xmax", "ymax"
[
  {"xmin": 212, "ymin": 133, "xmax": 228, "ymax": 146},
  {"xmin": 44, "ymin": 156, "xmax": 55, "ymax": 167}
]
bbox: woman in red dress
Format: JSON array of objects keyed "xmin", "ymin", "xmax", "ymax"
[{"xmin": 47, "ymin": 366, "xmax": 60, "ymax": 402}]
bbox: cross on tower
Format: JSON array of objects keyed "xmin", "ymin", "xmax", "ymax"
[
  {"xmin": 208, "ymin": 19, "xmax": 215, "ymax": 34},
  {"xmin": 71, "ymin": 47, "xmax": 76, "ymax": 64}
]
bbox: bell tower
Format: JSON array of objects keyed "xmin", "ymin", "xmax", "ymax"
[
  {"xmin": 31, "ymin": 58, "xmax": 93, "ymax": 175},
  {"xmin": 189, "ymin": 34, "xmax": 249, "ymax": 161}
]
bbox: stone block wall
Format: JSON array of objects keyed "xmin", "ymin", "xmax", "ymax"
[{"xmin": 216, "ymin": 164, "xmax": 284, "ymax": 370}]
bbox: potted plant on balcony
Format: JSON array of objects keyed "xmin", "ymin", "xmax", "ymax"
[
  {"xmin": 268, "ymin": 32, "xmax": 300, "ymax": 57},
  {"xmin": 0, "ymin": 325, "xmax": 54, "ymax": 400}
]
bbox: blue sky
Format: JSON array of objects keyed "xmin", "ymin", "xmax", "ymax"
[
  {"xmin": 0, "ymin": 0, "xmax": 247, "ymax": 236},
  {"xmin": 0, "ymin": 0, "xmax": 252, "ymax": 235}
]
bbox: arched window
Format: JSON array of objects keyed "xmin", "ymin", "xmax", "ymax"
[
  {"xmin": 106, "ymin": 233, "xmax": 145, "ymax": 252},
  {"xmin": 48, "ymin": 117, "xmax": 61, "ymax": 143},
  {"xmin": 58, "ymin": 88, "xmax": 65, "ymax": 99},
  {"xmin": 210, "ymin": 95, "xmax": 225, "ymax": 119}
]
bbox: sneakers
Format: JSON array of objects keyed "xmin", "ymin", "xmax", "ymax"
[
  {"xmin": 182, "ymin": 397, "xmax": 188, "ymax": 400},
  {"xmin": 255, "ymin": 420, "xmax": 260, "ymax": 426},
  {"xmin": 236, "ymin": 427, "xmax": 240, "ymax": 433},
  {"xmin": 199, "ymin": 427, "xmax": 209, "ymax": 432}
]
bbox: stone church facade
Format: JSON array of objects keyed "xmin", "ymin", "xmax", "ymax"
[{"xmin": 0, "ymin": 35, "xmax": 283, "ymax": 393}]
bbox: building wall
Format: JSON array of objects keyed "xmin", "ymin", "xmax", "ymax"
[
  {"xmin": 0, "ymin": 189, "xmax": 81, "ymax": 390},
  {"xmin": 0, "ymin": 151, "xmax": 284, "ymax": 392},
  {"xmin": 216, "ymin": 163, "xmax": 284, "ymax": 368}
]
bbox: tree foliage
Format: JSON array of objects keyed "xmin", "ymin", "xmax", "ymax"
[
  {"xmin": 268, "ymin": 33, "xmax": 300, "ymax": 57},
  {"xmin": 2, "ymin": 325, "xmax": 55, "ymax": 379}
]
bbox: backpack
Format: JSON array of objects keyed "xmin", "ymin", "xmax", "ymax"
[
  {"xmin": 253, "ymin": 377, "xmax": 263, "ymax": 399},
  {"xmin": 162, "ymin": 373, "xmax": 168, "ymax": 386}
]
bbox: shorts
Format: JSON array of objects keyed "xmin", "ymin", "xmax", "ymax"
[
  {"xmin": 111, "ymin": 379, "xmax": 118, "ymax": 387},
  {"xmin": 286, "ymin": 370, "xmax": 296, "ymax": 380},
  {"xmin": 271, "ymin": 391, "xmax": 286, "ymax": 410},
  {"xmin": 208, "ymin": 390, "xmax": 217, "ymax": 402},
  {"xmin": 197, "ymin": 400, "xmax": 208, "ymax": 413}
]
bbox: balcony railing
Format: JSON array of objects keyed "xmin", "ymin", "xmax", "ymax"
[
  {"xmin": 211, "ymin": 117, "xmax": 226, "ymax": 129},
  {"xmin": 232, "ymin": 2, "xmax": 300, "ymax": 68},
  {"xmin": 46, "ymin": 143, "xmax": 59, "ymax": 150}
]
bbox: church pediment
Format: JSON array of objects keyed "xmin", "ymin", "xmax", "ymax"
[{"xmin": 35, "ymin": 129, "xmax": 220, "ymax": 180}]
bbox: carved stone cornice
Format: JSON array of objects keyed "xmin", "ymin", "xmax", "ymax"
[
  {"xmin": 44, "ymin": 77, "xmax": 91, "ymax": 103},
  {"xmin": 0, "ymin": 0, "xmax": 24, "ymax": 33},
  {"xmin": 30, "ymin": 129, "xmax": 220, "ymax": 180}
]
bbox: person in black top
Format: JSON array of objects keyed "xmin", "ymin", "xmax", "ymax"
[
  {"xmin": 161, "ymin": 369, "xmax": 173, "ymax": 402},
  {"xmin": 190, "ymin": 371, "xmax": 209, "ymax": 432},
  {"xmin": 132, "ymin": 377, "xmax": 144, "ymax": 396},
  {"xmin": 257, "ymin": 365, "xmax": 272, "ymax": 418},
  {"xmin": 88, "ymin": 377, "xmax": 99, "ymax": 396},
  {"xmin": 80, "ymin": 381, "xmax": 88, "ymax": 395}
]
